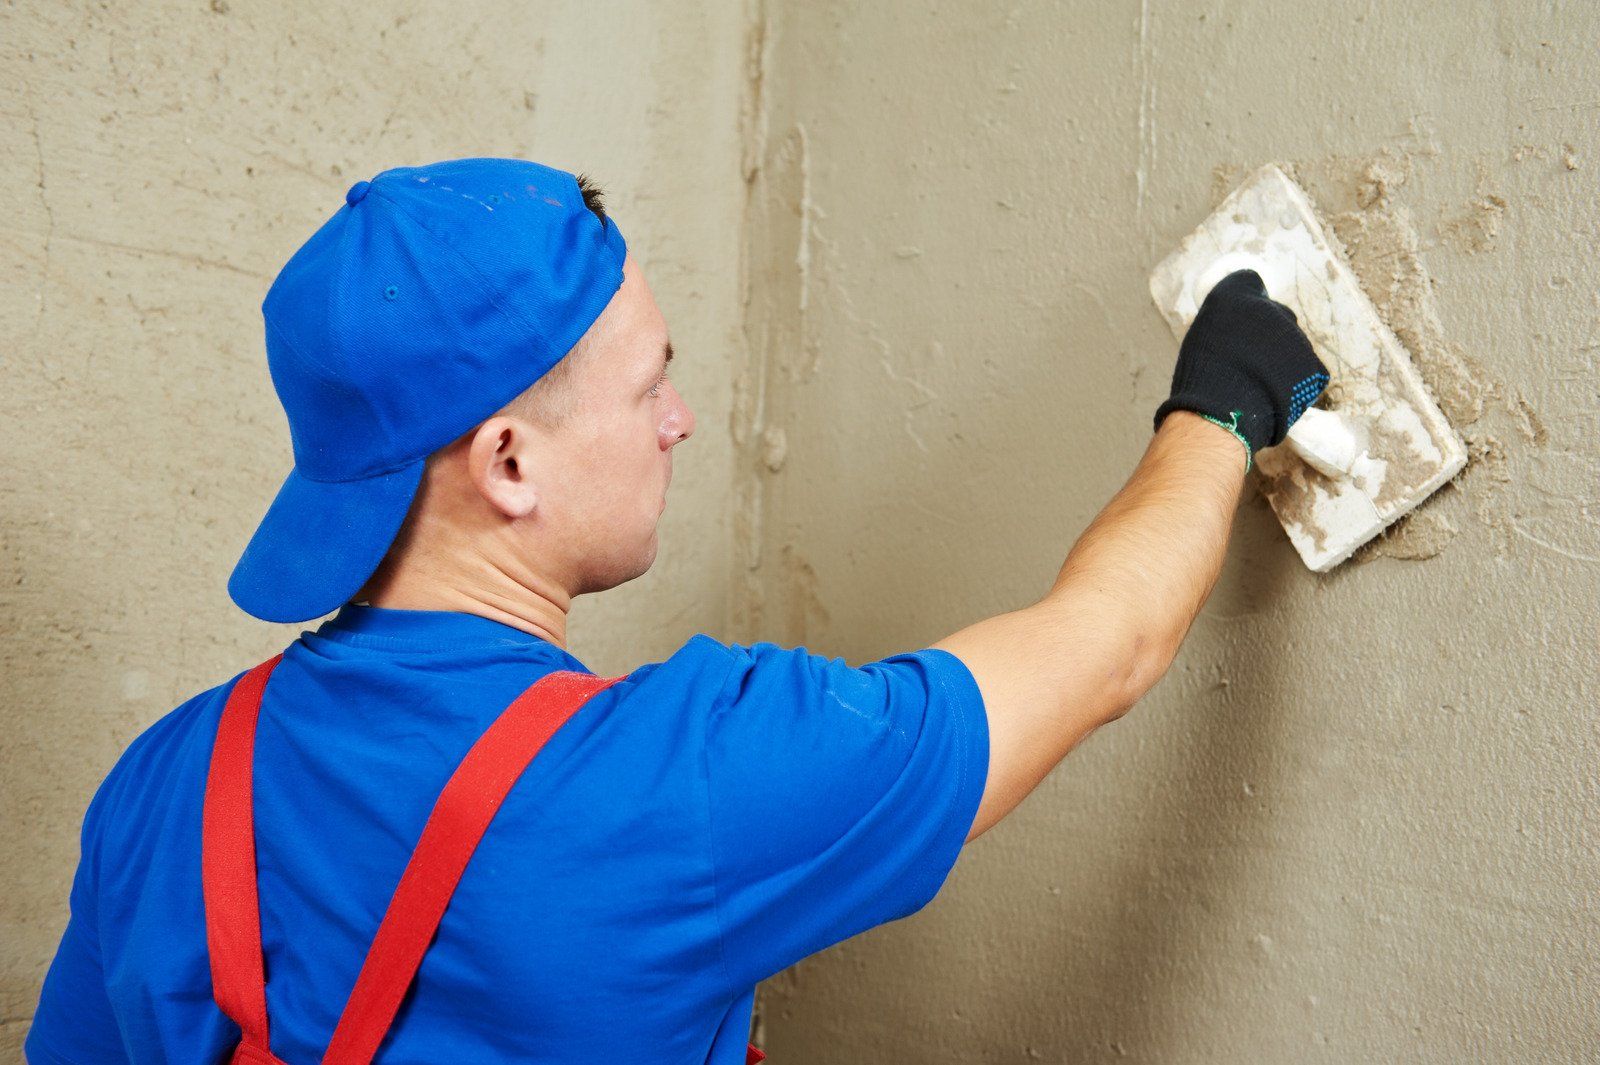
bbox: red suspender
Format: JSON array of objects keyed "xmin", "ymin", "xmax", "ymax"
[
  {"xmin": 203, "ymin": 657, "xmax": 622, "ymax": 1064},
  {"xmin": 203, "ymin": 655, "xmax": 284, "ymax": 1060},
  {"xmin": 321, "ymin": 668, "xmax": 625, "ymax": 1062}
]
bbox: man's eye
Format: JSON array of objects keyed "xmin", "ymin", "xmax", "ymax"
[{"xmin": 648, "ymin": 372, "xmax": 668, "ymax": 398}]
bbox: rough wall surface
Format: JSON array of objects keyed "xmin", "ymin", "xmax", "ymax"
[
  {"xmin": 1, "ymin": 2, "xmax": 748, "ymax": 1057},
  {"xmin": 6, "ymin": 0, "xmax": 1598, "ymax": 1062},
  {"xmin": 740, "ymin": 0, "xmax": 1598, "ymax": 1061}
]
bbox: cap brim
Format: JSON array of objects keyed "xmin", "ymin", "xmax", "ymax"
[{"xmin": 228, "ymin": 460, "xmax": 426, "ymax": 624}]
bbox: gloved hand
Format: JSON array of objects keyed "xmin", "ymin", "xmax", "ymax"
[{"xmin": 1154, "ymin": 269, "xmax": 1330, "ymax": 471}]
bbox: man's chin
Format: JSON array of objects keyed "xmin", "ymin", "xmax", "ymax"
[{"xmin": 577, "ymin": 535, "xmax": 659, "ymax": 595}]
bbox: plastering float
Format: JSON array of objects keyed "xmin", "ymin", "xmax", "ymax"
[{"xmin": 1149, "ymin": 164, "xmax": 1468, "ymax": 572}]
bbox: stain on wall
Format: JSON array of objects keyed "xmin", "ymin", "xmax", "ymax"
[{"xmin": 741, "ymin": 0, "xmax": 1599, "ymax": 1061}]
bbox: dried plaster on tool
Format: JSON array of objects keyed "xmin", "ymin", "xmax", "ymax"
[{"xmin": 1150, "ymin": 165, "xmax": 1469, "ymax": 572}]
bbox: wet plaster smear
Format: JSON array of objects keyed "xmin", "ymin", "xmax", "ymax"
[
  {"xmin": 4, "ymin": 1, "xmax": 1598, "ymax": 1063},
  {"xmin": 1150, "ymin": 164, "xmax": 1471, "ymax": 572}
]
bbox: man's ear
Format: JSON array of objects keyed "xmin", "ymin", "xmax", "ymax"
[{"xmin": 465, "ymin": 415, "xmax": 540, "ymax": 518}]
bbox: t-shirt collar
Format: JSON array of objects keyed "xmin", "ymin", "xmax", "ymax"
[{"xmin": 311, "ymin": 603, "xmax": 588, "ymax": 668}]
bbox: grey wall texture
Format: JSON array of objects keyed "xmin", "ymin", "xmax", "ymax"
[{"xmin": 5, "ymin": 1, "xmax": 1597, "ymax": 1063}]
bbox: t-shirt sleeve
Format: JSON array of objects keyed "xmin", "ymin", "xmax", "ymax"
[
  {"xmin": 26, "ymin": 780, "xmax": 130, "ymax": 1065},
  {"xmin": 699, "ymin": 639, "xmax": 989, "ymax": 991}
]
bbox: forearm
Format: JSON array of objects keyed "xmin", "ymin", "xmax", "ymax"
[{"xmin": 1042, "ymin": 409, "xmax": 1245, "ymax": 706}]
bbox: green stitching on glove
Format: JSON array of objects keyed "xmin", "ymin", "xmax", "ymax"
[{"xmin": 1200, "ymin": 410, "xmax": 1253, "ymax": 473}]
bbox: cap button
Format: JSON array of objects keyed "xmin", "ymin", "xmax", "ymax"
[{"xmin": 345, "ymin": 180, "xmax": 371, "ymax": 206}]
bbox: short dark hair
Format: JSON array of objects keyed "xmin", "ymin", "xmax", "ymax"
[{"xmin": 574, "ymin": 172, "xmax": 608, "ymax": 224}]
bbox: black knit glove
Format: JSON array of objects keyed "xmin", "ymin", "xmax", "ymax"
[{"xmin": 1154, "ymin": 269, "xmax": 1330, "ymax": 471}]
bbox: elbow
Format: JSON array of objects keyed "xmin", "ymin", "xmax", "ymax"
[{"xmin": 1107, "ymin": 633, "xmax": 1180, "ymax": 722}]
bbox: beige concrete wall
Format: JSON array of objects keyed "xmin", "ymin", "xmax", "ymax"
[
  {"xmin": 1, "ymin": 1, "xmax": 751, "ymax": 1057},
  {"xmin": 7, "ymin": 0, "xmax": 1599, "ymax": 1062},
  {"xmin": 742, "ymin": 0, "xmax": 1599, "ymax": 1061}
]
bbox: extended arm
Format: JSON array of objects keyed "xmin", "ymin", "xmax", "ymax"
[
  {"xmin": 936, "ymin": 270, "xmax": 1329, "ymax": 843},
  {"xmin": 936, "ymin": 411, "xmax": 1242, "ymax": 841}
]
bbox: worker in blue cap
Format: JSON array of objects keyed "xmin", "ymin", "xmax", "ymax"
[{"xmin": 27, "ymin": 157, "xmax": 1324, "ymax": 1064}]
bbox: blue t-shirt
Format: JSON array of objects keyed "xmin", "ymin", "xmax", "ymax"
[{"xmin": 27, "ymin": 605, "xmax": 988, "ymax": 1064}]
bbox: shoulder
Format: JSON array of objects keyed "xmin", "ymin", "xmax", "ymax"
[
  {"xmin": 605, "ymin": 635, "xmax": 855, "ymax": 711},
  {"xmin": 606, "ymin": 633, "xmax": 744, "ymax": 703},
  {"xmin": 611, "ymin": 634, "xmax": 984, "ymax": 732},
  {"xmin": 83, "ymin": 670, "xmax": 244, "ymax": 844},
  {"xmin": 669, "ymin": 634, "xmax": 983, "ymax": 698}
]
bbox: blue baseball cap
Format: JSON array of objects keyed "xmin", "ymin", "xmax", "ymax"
[{"xmin": 228, "ymin": 157, "xmax": 628, "ymax": 623}]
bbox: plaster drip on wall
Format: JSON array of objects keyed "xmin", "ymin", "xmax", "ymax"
[
  {"xmin": 795, "ymin": 123, "xmax": 813, "ymax": 317},
  {"xmin": 1135, "ymin": 0, "xmax": 1156, "ymax": 221},
  {"xmin": 733, "ymin": 0, "xmax": 778, "ymax": 632},
  {"xmin": 739, "ymin": 0, "xmax": 772, "ymax": 186},
  {"xmin": 781, "ymin": 544, "xmax": 833, "ymax": 646}
]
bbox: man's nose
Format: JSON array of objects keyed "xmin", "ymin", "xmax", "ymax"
[{"xmin": 662, "ymin": 382, "xmax": 695, "ymax": 446}]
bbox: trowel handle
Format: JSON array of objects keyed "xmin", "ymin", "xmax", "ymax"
[{"xmin": 1284, "ymin": 407, "xmax": 1360, "ymax": 478}]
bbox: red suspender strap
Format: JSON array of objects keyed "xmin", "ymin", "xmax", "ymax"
[
  {"xmin": 204, "ymin": 657, "xmax": 768, "ymax": 1065},
  {"xmin": 320, "ymin": 669, "xmax": 622, "ymax": 1065},
  {"xmin": 202, "ymin": 654, "xmax": 286, "ymax": 1059}
]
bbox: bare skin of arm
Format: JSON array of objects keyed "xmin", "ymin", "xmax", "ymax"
[{"xmin": 933, "ymin": 410, "xmax": 1247, "ymax": 843}]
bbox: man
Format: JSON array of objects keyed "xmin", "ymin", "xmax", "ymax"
[{"xmin": 26, "ymin": 157, "xmax": 1325, "ymax": 1064}]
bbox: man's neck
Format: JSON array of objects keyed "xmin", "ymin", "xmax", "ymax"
[{"xmin": 355, "ymin": 564, "xmax": 572, "ymax": 648}]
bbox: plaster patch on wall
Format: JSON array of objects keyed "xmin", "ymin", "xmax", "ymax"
[
  {"xmin": 1358, "ymin": 508, "xmax": 1459, "ymax": 562},
  {"xmin": 1354, "ymin": 151, "xmax": 1417, "ymax": 210},
  {"xmin": 1509, "ymin": 392, "xmax": 1548, "ymax": 446},
  {"xmin": 760, "ymin": 426, "xmax": 788, "ymax": 472},
  {"xmin": 1209, "ymin": 162, "xmax": 1246, "ymax": 209},
  {"xmin": 739, "ymin": 0, "xmax": 773, "ymax": 185},
  {"xmin": 1437, "ymin": 166, "xmax": 1509, "ymax": 255},
  {"xmin": 1323, "ymin": 206, "xmax": 1487, "ymax": 428},
  {"xmin": 1277, "ymin": 144, "xmax": 1548, "ymax": 565},
  {"xmin": 730, "ymin": 361, "xmax": 769, "ymax": 584},
  {"xmin": 793, "ymin": 124, "xmax": 820, "ymax": 377},
  {"xmin": 781, "ymin": 544, "xmax": 832, "ymax": 646},
  {"xmin": 1325, "ymin": 203, "xmax": 1486, "ymax": 565},
  {"xmin": 733, "ymin": 110, "xmax": 825, "ymax": 635},
  {"xmin": 1155, "ymin": 165, "xmax": 1470, "ymax": 569},
  {"xmin": 731, "ymin": 9, "xmax": 791, "ymax": 640}
]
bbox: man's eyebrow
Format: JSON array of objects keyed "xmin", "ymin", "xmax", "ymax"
[{"xmin": 663, "ymin": 340, "xmax": 674, "ymax": 366}]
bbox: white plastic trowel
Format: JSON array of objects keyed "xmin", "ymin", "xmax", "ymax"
[{"xmin": 1149, "ymin": 165, "xmax": 1468, "ymax": 572}]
